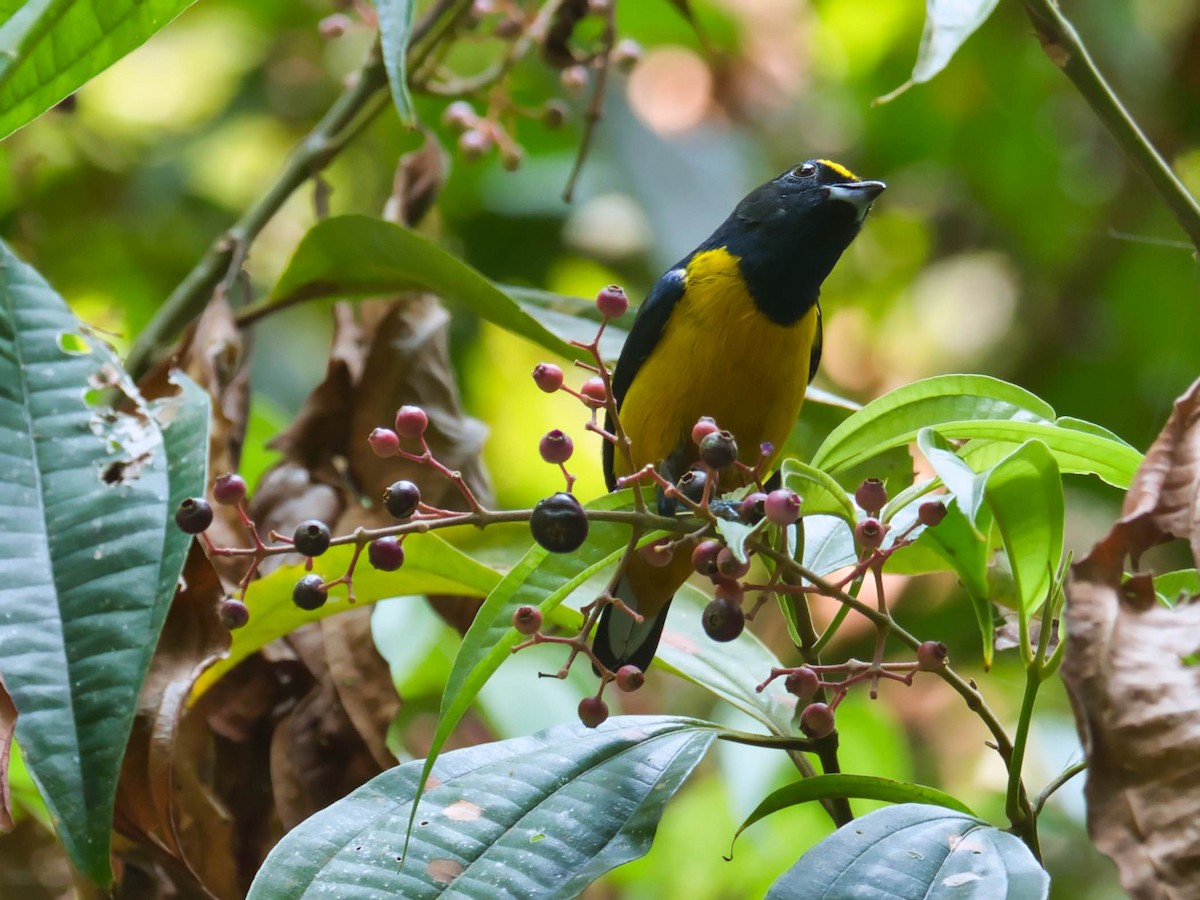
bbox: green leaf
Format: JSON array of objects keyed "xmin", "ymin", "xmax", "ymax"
[
  {"xmin": 781, "ymin": 458, "xmax": 856, "ymax": 524},
  {"xmin": 247, "ymin": 716, "xmax": 715, "ymax": 899},
  {"xmin": 261, "ymin": 216, "xmax": 579, "ymax": 360},
  {"xmin": 812, "ymin": 375, "xmax": 1054, "ymax": 473},
  {"xmin": 767, "ymin": 803, "xmax": 1048, "ymax": 899},
  {"xmin": 656, "ymin": 584, "xmax": 795, "ymax": 735},
  {"xmin": 714, "ymin": 515, "xmax": 767, "ymax": 565},
  {"xmin": 911, "ymin": 0, "xmax": 1001, "ymax": 85},
  {"xmin": 946, "ymin": 420, "xmax": 1141, "ymax": 488},
  {"xmin": 0, "ymin": 240, "xmax": 207, "ymax": 884},
  {"xmin": 1153, "ymin": 569, "xmax": 1200, "ymax": 607},
  {"xmin": 984, "ymin": 441, "xmax": 1063, "ymax": 623},
  {"xmin": 734, "ymin": 775, "xmax": 974, "ymax": 849},
  {"xmin": 917, "ymin": 428, "xmax": 987, "ymax": 531},
  {"xmin": 374, "ymin": 0, "xmax": 416, "ymax": 123},
  {"xmin": 192, "ymin": 533, "xmax": 501, "ymax": 698},
  {"xmin": 0, "ymin": 0, "xmax": 199, "ymax": 141}
]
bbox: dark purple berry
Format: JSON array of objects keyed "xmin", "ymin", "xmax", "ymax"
[
  {"xmin": 292, "ymin": 574, "xmax": 328, "ymax": 611},
  {"xmin": 369, "ymin": 427, "xmax": 400, "ymax": 457},
  {"xmin": 218, "ymin": 598, "xmax": 250, "ymax": 630},
  {"xmin": 394, "ymin": 405, "xmax": 429, "ymax": 439},
  {"xmin": 698, "ymin": 430, "xmax": 738, "ymax": 469},
  {"xmin": 513, "ymin": 605, "xmax": 543, "ymax": 635},
  {"xmin": 580, "ymin": 377, "xmax": 607, "ymax": 407},
  {"xmin": 716, "ymin": 547, "xmax": 751, "ymax": 580},
  {"xmin": 740, "ymin": 491, "xmax": 767, "ymax": 523},
  {"xmin": 368, "ymin": 537, "xmax": 405, "ymax": 572},
  {"xmin": 530, "ymin": 492, "xmax": 588, "ymax": 553},
  {"xmin": 293, "ymin": 519, "xmax": 331, "ymax": 557},
  {"xmin": 692, "ymin": 540, "xmax": 722, "ymax": 576},
  {"xmin": 800, "ymin": 702, "xmax": 836, "ymax": 738},
  {"xmin": 919, "ymin": 500, "xmax": 948, "ymax": 527},
  {"xmin": 615, "ymin": 665, "xmax": 644, "ymax": 692},
  {"xmin": 212, "ymin": 473, "xmax": 247, "ymax": 506},
  {"xmin": 917, "ymin": 640, "xmax": 949, "ymax": 671},
  {"xmin": 764, "ymin": 489, "xmax": 801, "ymax": 526},
  {"xmin": 578, "ymin": 695, "xmax": 609, "ymax": 728},
  {"xmin": 676, "ymin": 469, "xmax": 708, "ymax": 505},
  {"xmin": 691, "ymin": 416, "xmax": 719, "ymax": 446},
  {"xmin": 702, "ymin": 595, "xmax": 745, "ymax": 642},
  {"xmin": 175, "ymin": 497, "xmax": 214, "ymax": 534},
  {"xmin": 533, "ymin": 363, "xmax": 564, "ymax": 393},
  {"xmin": 855, "ymin": 478, "xmax": 888, "ymax": 515},
  {"xmin": 784, "ymin": 667, "xmax": 820, "ymax": 700},
  {"xmin": 539, "ymin": 429, "xmax": 574, "ymax": 464},
  {"xmin": 596, "ymin": 284, "xmax": 629, "ymax": 319},
  {"xmin": 855, "ymin": 517, "xmax": 885, "ymax": 550},
  {"xmin": 384, "ymin": 480, "xmax": 421, "ymax": 519}
]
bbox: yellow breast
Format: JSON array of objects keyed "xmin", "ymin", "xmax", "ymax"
[{"xmin": 615, "ymin": 247, "xmax": 817, "ymax": 483}]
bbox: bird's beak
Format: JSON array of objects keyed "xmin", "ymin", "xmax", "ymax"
[{"xmin": 826, "ymin": 180, "xmax": 886, "ymax": 220}]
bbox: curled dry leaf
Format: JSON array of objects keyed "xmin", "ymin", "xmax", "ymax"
[{"xmin": 1064, "ymin": 376, "xmax": 1200, "ymax": 899}]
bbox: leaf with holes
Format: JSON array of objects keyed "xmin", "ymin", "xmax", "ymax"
[{"xmin": 247, "ymin": 716, "xmax": 716, "ymax": 898}]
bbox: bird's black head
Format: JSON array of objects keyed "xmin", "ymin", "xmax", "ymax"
[{"xmin": 701, "ymin": 159, "xmax": 885, "ymax": 325}]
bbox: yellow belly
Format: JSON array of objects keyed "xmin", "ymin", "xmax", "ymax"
[{"xmin": 615, "ymin": 247, "xmax": 817, "ymax": 484}]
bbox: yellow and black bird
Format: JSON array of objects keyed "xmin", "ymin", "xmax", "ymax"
[{"xmin": 595, "ymin": 159, "xmax": 885, "ymax": 673}]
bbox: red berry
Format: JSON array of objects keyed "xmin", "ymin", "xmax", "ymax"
[
  {"xmin": 716, "ymin": 547, "xmax": 751, "ymax": 580},
  {"xmin": 218, "ymin": 598, "xmax": 250, "ymax": 630},
  {"xmin": 615, "ymin": 665, "xmax": 644, "ymax": 692},
  {"xmin": 293, "ymin": 519, "xmax": 331, "ymax": 557},
  {"xmin": 919, "ymin": 500, "xmax": 948, "ymax": 527},
  {"xmin": 539, "ymin": 429, "xmax": 574, "ymax": 464},
  {"xmin": 854, "ymin": 478, "xmax": 888, "ymax": 515},
  {"xmin": 369, "ymin": 427, "xmax": 400, "ymax": 458},
  {"xmin": 384, "ymin": 480, "xmax": 421, "ymax": 519},
  {"xmin": 368, "ymin": 537, "xmax": 405, "ymax": 572},
  {"xmin": 578, "ymin": 696, "xmax": 609, "ymax": 728},
  {"xmin": 800, "ymin": 702, "xmax": 836, "ymax": 738},
  {"xmin": 784, "ymin": 667, "xmax": 820, "ymax": 700},
  {"xmin": 714, "ymin": 579, "xmax": 745, "ymax": 606},
  {"xmin": 394, "ymin": 405, "xmax": 429, "ymax": 439},
  {"xmin": 917, "ymin": 640, "xmax": 948, "ymax": 671},
  {"xmin": 691, "ymin": 416, "xmax": 719, "ymax": 446},
  {"xmin": 639, "ymin": 538, "xmax": 673, "ymax": 567},
  {"xmin": 212, "ymin": 473, "xmax": 247, "ymax": 506},
  {"xmin": 702, "ymin": 596, "xmax": 745, "ymax": 642},
  {"xmin": 691, "ymin": 540, "xmax": 722, "ymax": 576},
  {"xmin": 740, "ymin": 492, "xmax": 767, "ymax": 523},
  {"xmin": 596, "ymin": 284, "xmax": 629, "ymax": 319},
  {"xmin": 764, "ymin": 489, "xmax": 801, "ymax": 526},
  {"xmin": 855, "ymin": 517, "xmax": 886, "ymax": 549},
  {"xmin": 580, "ymin": 377, "xmax": 607, "ymax": 407},
  {"xmin": 530, "ymin": 492, "xmax": 589, "ymax": 553},
  {"xmin": 175, "ymin": 497, "xmax": 213, "ymax": 534},
  {"xmin": 698, "ymin": 430, "xmax": 738, "ymax": 469},
  {"xmin": 318, "ymin": 13, "xmax": 351, "ymax": 39},
  {"xmin": 532, "ymin": 363, "xmax": 564, "ymax": 393},
  {"xmin": 513, "ymin": 605, "xmax": 543, "ymax": 635},
  {"xmin": 292, "ymin": 574, "xmax": 328, "ymax": 611}
]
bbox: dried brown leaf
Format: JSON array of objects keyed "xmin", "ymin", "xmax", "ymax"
[
  {"xmin": 1065, "ymin": 375, "xmax": 1200, "ymax": 899},
  {"xmin": 0, "ymin": 673, "xmax": 15, "ymax": 833},
  {"xmin": 384, "ymin": 131, "xmax": 449, "ymax": 228}
]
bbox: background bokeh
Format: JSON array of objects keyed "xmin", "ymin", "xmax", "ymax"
[{"xmin": 5, "ymin": 0, "xmax": 1199, "ymax": 895}]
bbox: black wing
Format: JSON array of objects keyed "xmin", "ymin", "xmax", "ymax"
[
  {"xmin": 808, "ymin": 301, "xmax": 823, "ymax": 384},
  {"xmin": 603, "ymin": 266, "xmax": 689, "ymax": 490}
]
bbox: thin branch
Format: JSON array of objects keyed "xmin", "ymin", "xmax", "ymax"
[
  {"xmin": 1033, "ymin": 759, "xmax": 1086, "ymax": 818},
  {"xmin": 1021, "ymin": 0, "xmax": 1200, "ymax": 253}
]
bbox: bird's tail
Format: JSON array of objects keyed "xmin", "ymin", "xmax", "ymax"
[{"xmin": 592, "ymin": 569, "xmax": 673, "ymax": 674}]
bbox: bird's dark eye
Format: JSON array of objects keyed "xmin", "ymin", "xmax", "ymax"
[{"xmin": 792, "ymin": 162, "xmax": 817, "ymax": 178}]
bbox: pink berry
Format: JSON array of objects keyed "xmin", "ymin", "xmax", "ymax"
[
  {"xmin": 855, "ymin": 517, "xmax": 886, "ymax": 549},
  {"xmin": 716, "ymin": 547, "xmax": 751, "ymax": 580},
  {"xmin": 580, "ymin": 377, "xmax": 607, "ymax": 407},
  {"xmin": 691, "ymin": 416, "xmax": 719, "ymax": 446},
  {"xmin": 919, "ymin": 500, "xmax": 948, "ymax": 527},
  {"xmin": 740, "ymin": 492, "xmax": 767, "ymax": 523},
  {"xmin": 784, "ymin": 667, "xmax": 820, "ymax": 700},
  {"xmin": 212, "ymin": 472, "xmax": 247, "ymax": 506},
  {"xmin": 442, "ymin": 100, "xmax": 477, "ymax": 131},
  {"xmin": 539, "ymin": 429, "xmax": 574, "ymax": 464},
  {"xmin": 459, "ymin": 129, "xmax": 492, "ymax": 160},
  {"xmin": 764, "ymin": 489, "xmax": 801, "ymax": 526},
  {"xmin": 532, "ymin": 363, "xmax": 564, "ymax": 393},
  {"xmin": 615, "ymin": 665, "xmax": 644, "ymax": 692},
  {"xmin": 513, "ymin": 605, "xmax": 543, "ymax": 635},
  {"xmin": 578, "ymin": 696, "xmax": 609, "ymax": 728},
  {"xmin": 319, "ymin": 13, "xmax": 351, "ymax": 39},
  {"xmin": 800, "ymin": 702, "xmax": 836, "ymax": 738},
  {"xmin": 917, "ymin": 640, "xmax": 948, "ymax": 671},
  {"xmin": 369, "ymin": 427, "xmax": 400, "ymax": 458},
  {"xmin": 394, "ymin": 405, "xmax": 429, "ymax": 439},
  {"xmin": 691, "ymin": 540, "xmax": 722, "ymax": 576},
  {"xmin": 595, "ymin": 284, "xmax": 629, "ymax": 319},
  {"xmin": 714, "ymin": 579, "xmax": 745, "ymax": 606},
  {"xmin": 855, "ymin": 478, "xmax": 888, "ymax": 515}
]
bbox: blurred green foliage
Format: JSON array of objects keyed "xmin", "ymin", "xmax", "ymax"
[{"xmin": 5, "ymin": 0, "xmax": 1194, "ymax": 895}]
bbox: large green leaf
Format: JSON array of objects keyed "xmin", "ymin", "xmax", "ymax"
[
  {"xmin": 781, "ymin": 458, "xmax": 856, "ymax": 524},
  {"xmin": 374, "ymin": 0, "xmax": 416, "ymax": 123},
  {"xmin": 734, "ymin": 775, "xmax": 974, "ymax": 848},
  {"xmin": 767, "ymin": 803, "xmax": 1048, "ymax": 899},
  {"xmin": 259, "ymin": 216, "xmax": 579, "ymax": 360},
  {"xmin": 191, "ymin": 533, "xmax": 501, "ymax": 698},
  {"xmin": 0, "ymin": 240, "xmax": 208, "ymax": 884},
  {"xmin": 0, "ymin": 0, "xmax": 198, "ymax": 141},
  {"xmin": 247, "ymin": 716, "xmax": 715, "ymax": 899}
]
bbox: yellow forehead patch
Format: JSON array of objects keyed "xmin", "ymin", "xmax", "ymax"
[{"xmin": 817, "ymin": 159, "xmax": 858, "ymax": 181}]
